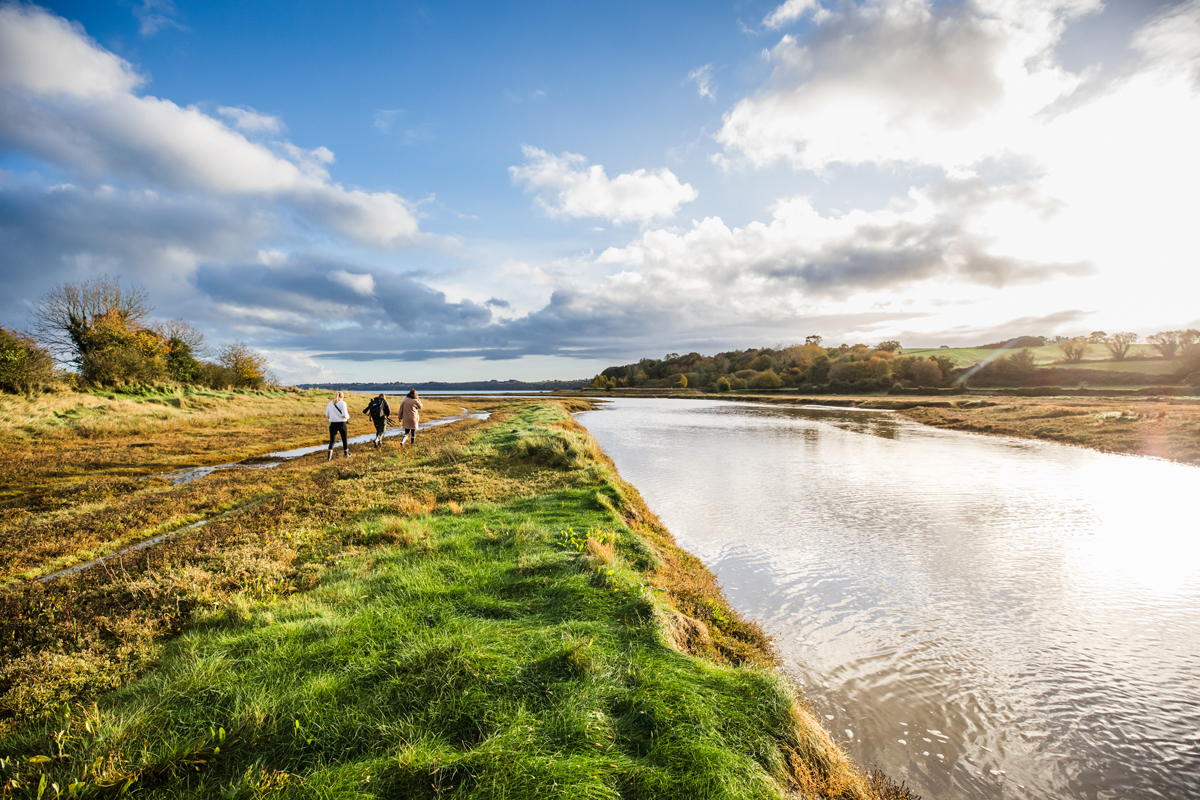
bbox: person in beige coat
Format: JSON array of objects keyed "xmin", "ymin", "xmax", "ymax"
[{"xmin": 399, "ymin": 389, "xmax": 422, "ymax": 445}]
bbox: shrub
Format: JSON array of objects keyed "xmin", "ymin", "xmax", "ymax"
[
  {"xmin": 0, "ymin": 326, "xmax": 56, "ymax": 394},
  {"xmin": 715, "ymin": 375, "xmax": 731, "ymax": 392},
  {"xmin": 749, "ymin": 368, "xmax": 783, "ymax": 390}
]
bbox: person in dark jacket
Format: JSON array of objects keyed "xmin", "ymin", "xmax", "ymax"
[{"xmin": 363, "ymin": 393, "xmax": 391, "ymax": 448}]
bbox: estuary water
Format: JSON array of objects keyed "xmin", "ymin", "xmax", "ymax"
[{"xmin": 575, "ymin": 398, "xmax": 1200, "ymax": 800}]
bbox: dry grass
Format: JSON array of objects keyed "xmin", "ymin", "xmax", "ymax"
[
  {"xmin": 893, "ymin": 396, "xmax": 1200, "ymax": 465},
  {"xmin": 0, "ymin": 394, "xmax": 909, "ymax": 799}
]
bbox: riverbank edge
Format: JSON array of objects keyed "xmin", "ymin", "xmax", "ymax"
[
  {"xmin": 559, "ymin": 389, "xmax": 1200, "ymax": 467},
  {"xmin": 1, "ymin": 399, "xmax": 914, "ymax": 799}
]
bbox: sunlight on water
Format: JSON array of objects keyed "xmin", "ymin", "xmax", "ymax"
[{"xmin": 577, "ymin": 398, "xmax": 1200, "ymax": 800}]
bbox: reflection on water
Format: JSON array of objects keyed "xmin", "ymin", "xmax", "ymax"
[{"xmin": 576, "ymin": 398, "xmax": 1200, "ymax": 800}]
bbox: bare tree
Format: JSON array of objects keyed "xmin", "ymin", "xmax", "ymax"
[
  {"xmin": 1103, "ymin": 332, "xmax": 1138, "ymax": 360},
  {"xmin": 1147, "ymin": 331, "xmax": 1181, "ymax": 359},
  {"xmin": 1058, "ymin": 336, "xmax": 1090, "ymax": 362},
  {"xmin": 217, "ymin": 341, "xmax": 271, "ymax": 388},
  {"xmin": 30, "ymin": 275, "xmax": 151, "ymax": 367}
]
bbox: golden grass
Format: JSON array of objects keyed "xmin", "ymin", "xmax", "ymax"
[{"xmin": 0, "ymin": 393, "xmax": 911, "ymax": 799}]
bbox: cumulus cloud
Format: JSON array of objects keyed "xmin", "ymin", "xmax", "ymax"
[
  {"xmin": 0, "ymin": 5, "xmax": 421, "ymax": 249},
  {"xmin": 763, "ymin": 0, "xmax": 822, "ymax": 29},
  {"xmin": 596, "ymin": 181, "xmax": 1092, "ymax": 311},
  {"xmin": 509, "ymin": 146, "xmax": 698, "ymax": 224},
  {"xmin": 719, "ymin": 0, "xmax": 1098, "ymax": 173}
]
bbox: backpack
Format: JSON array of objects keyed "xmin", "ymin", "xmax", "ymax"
[{"xmin": 364, "ymin": 397, "xmax": 381, "ymax": 416}]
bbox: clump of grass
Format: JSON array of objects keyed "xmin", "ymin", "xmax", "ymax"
[
  {"xmin": 510, "ymin": 427, "xmax": 601, "ymax": 470},
  {"xmin": 443, "ymin": 500, "xmax": 464, "ymax": 515}
]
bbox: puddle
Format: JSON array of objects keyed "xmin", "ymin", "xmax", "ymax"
[{"xmin": 155, "ymin": 409, "xmax": 490, "ymax": 485}]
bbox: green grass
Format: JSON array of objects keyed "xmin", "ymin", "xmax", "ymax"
[
  {"xmin": 0, "ymin": 401, "xmax": 885, "ymax": 799},
  {"xmin": 901, "ymin": 344, "xmax": 1168, "ymax": 369}
]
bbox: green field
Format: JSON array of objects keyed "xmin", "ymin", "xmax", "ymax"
[{"xmin": 900, "ymin": 344, "xmax": 1167, "ymax": 370}]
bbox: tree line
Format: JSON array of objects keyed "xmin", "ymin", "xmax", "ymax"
[
  {"xmin": 592, "ymin": 331, "xmax": 1200, "ymax": 393},
  {"xmin": 591, "ymin": 337, "xmax": 957, "ymax": 393},
  {"xmin": 0, "ymin": 275, "xmax": 273, "ymax": 394}
]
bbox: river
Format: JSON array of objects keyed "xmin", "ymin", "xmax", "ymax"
[{"xmin": 575, "ymin": 398, "xmax": 1200, "ymax": 800}]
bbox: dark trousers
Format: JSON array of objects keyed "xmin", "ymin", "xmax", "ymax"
[
  {"xmin": 328, "ymin": 421, "xmax": 348, "ymax": 451},
  {"xmin": 404, "ymin": 427, "xmax": 417, "ymax": 442},
  {"xmin": 373, "ymin": 418, "xmax": 387, "ymax": 437}
]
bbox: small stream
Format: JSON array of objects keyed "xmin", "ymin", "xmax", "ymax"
[{"xmin": 576, "ymin": 398, "xmax": 1200, "ymax": 800}]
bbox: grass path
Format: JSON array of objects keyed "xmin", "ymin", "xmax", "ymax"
[{"xmin": 1, "ymin": 398, "xmax": 908, "ymax": 799}]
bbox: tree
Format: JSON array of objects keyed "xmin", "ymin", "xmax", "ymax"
[
  {"xmin": 1103, "ymin": 332, "xmax": 1138, "ymax": 360},
  {"xmin": 1088, "ymin": 331, "xmax": 1107, "ymax": 344},
  {"xmin": 0, "ymin": 326, "xmax": 56, "ymax": 394},
  {"xmin": 910, "ymin": 358, "xmax": 943, "ymax": 386},
  {"xmin": 216, "ymin": 341, "xmax": 271, "ymax": 388},
  {"xmin": 715, "ymin": 375, "xmax": 731, "ymax": 392},
  {"xmin": 876, "ymin": 340, "xmax": 900, "ymax": 352},
  {"xmin": 805, "ymin": 334, "xmax": 823, "ymax": 346},
  {"xmin": 30, "ymin": 275, "xmax": 151, "ymax": 368},
  {"xmin": 1147, "ymin": 331, "xmax": 1181, "ymax": 359},
  {"xmin": 157, "ymin": 319, "xmax": 207, "ymax": 383},
  {"xmin": 1058, "ymin": 336, "xmax": 1089, "ymax": 362}
]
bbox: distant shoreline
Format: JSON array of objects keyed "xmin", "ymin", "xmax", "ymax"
[{"xmin": 297, "ymin": 379, "xmax": 589, "ymax": 392}]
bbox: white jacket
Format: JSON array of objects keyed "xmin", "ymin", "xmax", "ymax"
[{"xmin": 325, "ymin": 400, "xmax": 350, "ymax": 423}]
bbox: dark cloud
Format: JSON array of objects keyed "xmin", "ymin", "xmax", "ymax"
[
  {"xmin": 485, "ymin": 297, "xmax": 511, "ymax": 308},
  {"xmin": 0, "ymin": 182, "xmax": 273, "ymax": 323}
]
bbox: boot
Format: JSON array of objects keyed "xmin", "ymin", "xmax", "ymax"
[
  {"xmin": 326, "ymin": 449, "xmax": 333, "ymax": 462},
  {"xmin": 344, "ymin": 450, "xmax": 351, "ymax": 459}
]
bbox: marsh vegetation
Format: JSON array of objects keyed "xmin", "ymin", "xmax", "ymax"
[{"xmin": 0, "ymin": 393, "xmax": 909, "ymax": 799}]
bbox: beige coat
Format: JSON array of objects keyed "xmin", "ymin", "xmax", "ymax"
[{"xmin": 399, "ymin": 396, "xmax": 422, "ymax": 428}]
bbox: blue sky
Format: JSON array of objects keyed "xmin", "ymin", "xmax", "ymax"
[{"xmin": 2, "ymin": 0, "xmax": 1198, "ymax": 382}]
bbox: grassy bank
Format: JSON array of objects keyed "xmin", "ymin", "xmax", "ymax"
[{"xmin": 1, "ymin": 395, "xmax": 908, "ymax": 799}]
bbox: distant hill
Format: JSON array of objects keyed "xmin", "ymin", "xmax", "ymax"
[
  {"xmin": 978, "ymin": 336, "xmax": 1047, "ymax": 349},
  {"xmin": 297, "ymin": 379, "xmax": 588, "ymax": 392}
]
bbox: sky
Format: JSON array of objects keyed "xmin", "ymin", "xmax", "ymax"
[{"xmin": 1, "ymin": 0, "xmax": 1198, "ymax": 383}]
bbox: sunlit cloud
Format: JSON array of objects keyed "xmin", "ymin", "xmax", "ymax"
[{"xmin": 510, "ymin": 146, "xmax": 698, "ymax": 224}]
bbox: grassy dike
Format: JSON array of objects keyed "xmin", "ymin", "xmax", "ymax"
[{"xmin": 1, "ymin": 399, "xmax": 909, "ymax": 799}]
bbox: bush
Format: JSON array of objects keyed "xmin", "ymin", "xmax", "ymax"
[
  {"xmin": 715, "ymin": 376, "xmax": 731, "ymax": 392},
  {"xmin": 0, "ymin": 326, "xmax": 56, "ymax": 393},
  {"xmin": 749, "ymin": 368, "xmax": 783, "ymax": 390}
]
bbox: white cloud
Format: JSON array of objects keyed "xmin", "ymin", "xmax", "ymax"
[
  {"xmin": 719, "ymin": 0, "xmax": 1098, "ymax": 173},
  {"xmin": 1132, "ymin": 0, "xmax": 1200, "ymax": 86},
  {"xmin": 329, "ymin": 270, "xmax": 376, "ymax": 296},
  {"xmin": 509, "ymin": 146, "xmax": 698, "ymax": 224},
  {"xmin": 0, "ymin": 5, "xmax": 421, "ymax": 249},
  {"xmin": 132, "ymin": 0, "xmax": 183, "ymax": 37},
  {"xmin": 688, "ymin": 64, "xmax": 716, "ymax": 99},
  {"xmin": 763, "ymin": 0, "xmax": 821, "ymax": 29},
  {"xmin": 218, "ymin": 105, "xmax": 284, "ymax": 134}
]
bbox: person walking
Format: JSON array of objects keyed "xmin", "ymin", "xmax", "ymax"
[
  {"xmin": 325, "ymin": 390, "xmax": 351, "ymax": 460},
  {"xmin": 399, "ymin": 389, "xmax": 422, "ymax": 445},
  {"xmin": 363, "ymin": 392, "xmax": 391, "ymax": 448}
]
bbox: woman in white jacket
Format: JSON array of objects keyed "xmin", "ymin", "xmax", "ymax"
[{"xmin": 325, "ymin": 391, "xmax": 351, "ymax": 460}]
